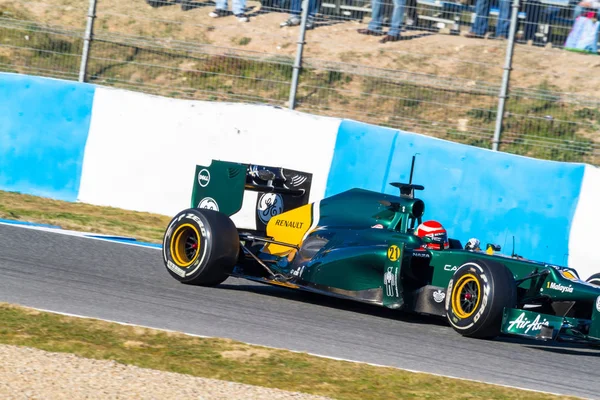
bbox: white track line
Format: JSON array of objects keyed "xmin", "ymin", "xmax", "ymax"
[{"xmin": 0, "ymin": 221, "xmax": 162, "ymax": 250}]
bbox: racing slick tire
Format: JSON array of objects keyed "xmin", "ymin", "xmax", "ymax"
[
  {"xmin": 586, "ymin": 273, "xmax": 600, "ymax": 287},
  {"xmin": 445, "ymin": 259, "xmax": 517, "ymax": 339},
  {"xmin": 162, "ymin": 208, "xmax": 239, "ymax": 286}
]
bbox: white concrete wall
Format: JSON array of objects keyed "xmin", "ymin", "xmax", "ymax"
[
  {"xmin": 568, "ymin": 164, "xmax": 600, "ymax": 281},
  {"xmin": 77, "ymin": 86, "xmax": 341, "ymax": 228}
]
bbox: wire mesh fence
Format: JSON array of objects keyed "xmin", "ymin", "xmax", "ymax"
[
  {"xmin": 296, "ymin": 56, "xmax": 505, "ymax": 140},
  {"xmin": 87, "ymin": 33, "xmax": 296, "ymax": 104},
  {"xmin": 0, "ymin": 0, "xmax": 598, "ymax": 165},
  {"xmin": 0, "ymin": 15, "xmax": 84, "ymax": 80}
]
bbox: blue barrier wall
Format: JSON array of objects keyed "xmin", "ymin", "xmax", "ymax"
[
  {"xmin": 1, "ymin": 72, "xmax": 594, "ymax": 270},
  {"xmin": 0, "ymin": 73, "xmax": 95, "ymax": 201},
  {"xmin": 326, "ymin": 120, "xmax": 586, "ymax": 265}
]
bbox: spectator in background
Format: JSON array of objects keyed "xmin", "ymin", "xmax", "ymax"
[
  {"xmin": 573, "ymin": 0, "xmax": 600, "ymax": 18},
  {"xmin": 208, "ymin": 0, "xmax": 249, "ymax": 22},
  {"xmin": 464, "ymin": 0, "xmax": 510, "ymax": 38},
  {"xmin": 495, "ymin": 0, "xmax": 543, "ymax": 43},
  {"xmin": 357, "ymin": 0, "xmax": 407, "ymax": 43},
  {"xmin": 280, "ymin": 0, "xmax": 319, "ymax": 29},
  {"xmin": 494, "ymin": 0, "xmax": 512, "ymax": 38},
  {"xmin": 465, "ymin": 0, "xmax": 541, "ymax": 42}
]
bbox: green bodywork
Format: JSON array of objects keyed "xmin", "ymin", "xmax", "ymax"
[
  {"xmin": 191, "ymin": 163, "xmax": 246, "ymax": 216},
  {"xmin": 192, "ymin": 160, "xmax": 600, "ymax": 346},
  {"xmin": 501, "ymin": 308, "xmax": 565, "ymax": 340}
]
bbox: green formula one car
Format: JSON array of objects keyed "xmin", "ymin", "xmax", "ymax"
[{"xmin": 162, "ymin": 158, "xmax": 600, "ymax": 345}]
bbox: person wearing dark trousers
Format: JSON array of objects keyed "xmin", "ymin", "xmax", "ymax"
[
  {"xmin": 494, "ymin": 0, "xmax": 513, "ymax": 38},
  {"xmin": 496, "ymin": 0, "xmax": 543, "ymax": 42},
  {"xmin": 280, "ymin": 0, "xmax": 320, "ymax": 29},
  {"xmin": 357, "ymin": 0, "xmax": 408, "ymax": 43},
  {"xmin": 464, "ymin": 0, "xmax": 510, "ymax": 38},
  {"xmin": 465, "ymin": 0, "xmax": 541, "ymax": 41}
]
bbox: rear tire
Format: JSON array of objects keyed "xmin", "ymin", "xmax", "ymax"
[
  {"xmin": 162, "ymin": 208, "xmax": 239, "ymax": 286},
  {"xmin": 586, "ymin": 273, "xmax": 600, "ymax": 287},
  {"xmin": 445, "ymin": 259, "xmax": 517, "ymax": 339}
]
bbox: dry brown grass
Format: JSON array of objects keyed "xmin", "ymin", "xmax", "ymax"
[
  {"xmin": 3, "ymin": 0, "xmax": 600, "ymax": 96},
  {"xmin": 0, "ymin": 302, "xmax": 585, "ymax": 400},
  {"xmin": 0, "ymin": 190, "xmax": 170, "ymax": 243}
]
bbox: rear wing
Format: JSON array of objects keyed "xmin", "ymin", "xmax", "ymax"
[{"xmin": 190, "ymin": 160, "xmax": 313, "ymax": 232}]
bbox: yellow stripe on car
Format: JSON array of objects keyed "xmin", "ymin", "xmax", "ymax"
[
  {"xmin": 561, "ymin": 270, "xmax": 577, "ymax": 280},
  {"xmin": 264, "ymin": 203, "xmax": 313, "ymax": 256}
]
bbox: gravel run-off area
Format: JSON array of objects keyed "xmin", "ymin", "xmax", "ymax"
[{"xmin": 0, "ymin": 344, "xmax": 333, "ymax": 400}]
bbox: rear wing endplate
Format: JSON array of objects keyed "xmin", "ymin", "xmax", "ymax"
[{"xmin": 190, "ymin": 159, "xmax": 313, "ymax": 232}]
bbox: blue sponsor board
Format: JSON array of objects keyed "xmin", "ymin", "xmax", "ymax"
[
  {"xmin": 326, "ymin": 119, "xmax": 585, "ymax": 265},
  {"xmin": 0, "ymin": 73, "xmax": 95, "ymax": 201}
]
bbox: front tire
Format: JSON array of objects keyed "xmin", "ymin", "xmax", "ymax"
[
  {"xmin": 445, "ymin": 259, "xmax": 517, "ymax": 339},
  {"xmin": 162, "ymin": 208, "xmax": 239, "ymax": 286}
]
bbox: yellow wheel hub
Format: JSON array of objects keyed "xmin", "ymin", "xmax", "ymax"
[
  {"xmin": 170, "ymin": 224, "xmax": 201, "ymax": 268},
  {"xmin": 451, "ymin": 273, "xmax": 481, "ymax": 319}
]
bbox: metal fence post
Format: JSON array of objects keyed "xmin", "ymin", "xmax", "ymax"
[
  {"xmin": 288, "ymin": 0, "xmax": 310, "ymax": 110},
  {"xmin": 492, "ymin": 0, "xmax": 520, "ymax": 151},
  {"xmin": 78, "ymin": 0, "xmax": 97, "ymax": 83}
]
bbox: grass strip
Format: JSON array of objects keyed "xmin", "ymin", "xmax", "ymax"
[
  {"xmin": 0, "ymin": 303, "xmax": 579, "ymax": 400},
  {"xmin": 0, "ymin": 191, "xmax": 171, "ymax": 243}
]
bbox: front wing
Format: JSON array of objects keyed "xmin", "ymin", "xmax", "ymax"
[{"xmin": 500, "ymin": 307, "xmax": 600, "ymax": 346}]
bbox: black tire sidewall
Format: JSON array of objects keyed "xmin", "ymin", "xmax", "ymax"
[
  {"xmin": 445, "ymin": 260, "xmax": 516, "ymax": 338},
  {"xmin": 163, "ymin": 209, "xmax": 213, "ymax": 283},
  {"xmin": 446, "ymin": 262, "xmax": 491, "ymax": 333}
]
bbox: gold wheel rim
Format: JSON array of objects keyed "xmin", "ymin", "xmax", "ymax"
[
  {"xmin": 170, "ymin": 224, "xmax": 201, "ymax": 268},
  {"xmin": 451, "ymin": 273, "xmax": 481, "ymax": 319}
]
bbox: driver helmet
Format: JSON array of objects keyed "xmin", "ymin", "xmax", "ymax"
[
  {"xmin": 415, "ymin": 220, "xmax": 450, "ymax": 250},
  {"xmin": 465, "ymin": 238, "xmax": 481, "ymax": 252}
]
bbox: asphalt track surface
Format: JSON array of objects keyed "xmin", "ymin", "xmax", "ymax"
[{"xmin": 1, "ymin": 223, "xmax": 598, "ymax": 399}]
